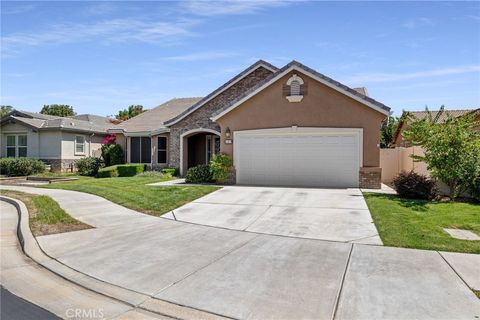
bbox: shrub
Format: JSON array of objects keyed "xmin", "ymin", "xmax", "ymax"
[
  {"xmin": 136, "ymin": 170, "xmax": 164, "ymax": 178},
  {"xmin": 0, "ymin": 157, "xmax": 45, "ymax": 176},
  {"xmin": 210, "ymin": 153, "xmax": 233, "ymax": 183},
  {"xmin": 101, "ymin": 144, "xmax": 124, "ymax": 167},
  {"xmin": 185, "ymin": 165, "xmax": 212, "ymax": 183},
  {"xmin": 75, "ymin": 157, "xmax": 102, "ymax": 176},
  {"xmin": 117, "ymin": 164, "xmax": 145, "ymax": 177},
  {"xmin": 393, "ymin": 171, "xmax": 438, "ymax": 200},
  {"xmin": 97, "ymin": 166, "xmax": 118, "ymax": 178},
  {"xmin": 96, "ymin": 164, "xmax": 145, "ymax": 178},
  {"xmin": 161, "ymin": 167, "xmax": 178, "ymax": 176}
]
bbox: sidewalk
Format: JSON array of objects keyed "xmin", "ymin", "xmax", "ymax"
[
  {"xmin": 0, "ymin": 200, "xmax": 169, "ymax": 320},
  {"xmin": 1, "ymin": 185, "xmax": 479, "ymax": 319}
]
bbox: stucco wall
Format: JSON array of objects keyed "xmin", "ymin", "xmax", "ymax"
[
  {"xmin": 0, "ymin": 122, "xmax": 40, "ymax": 158},
  {"xmin": 168, "ymin": 66, "xmax": 274, "ymax": 169},
  {"xmin": 61, "ymin": 132, "xmax": 105, "ymax": 159},
  {"xmin": 216, "ymin": 71, "xmax": 386, "ymax": 167}
]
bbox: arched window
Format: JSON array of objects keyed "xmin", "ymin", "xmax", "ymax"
[{"xmin": 286, "ymin": 74, "xmax": 304, "ymax": 102}]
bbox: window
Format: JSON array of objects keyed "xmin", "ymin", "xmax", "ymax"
[
  {"xmin": 158, "ymin": 137, "xmax": 167, "ymax": 164},
  {"xmin": 130, "ymin": 137, "xmax": 151, "ymax": 163},
  {"xmin": 6, "ymin": 135, "xmax": 27, "ymax": 158},
  {"xmin": 18, "ymin": 135, "xmax": 27, "ymax": 157},
  {"xmin": 75, "ymin": 135, "xmax": 85, "ymax": 154},
  {"xmin": 6, "ymin": 136, "xmax": 16, "ymax": 157},
  {"xmin": 206, "ymin": 135, "xmax": 220, "ymax": 163}
]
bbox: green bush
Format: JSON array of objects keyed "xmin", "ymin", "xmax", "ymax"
[
  {"xmin": 75, "ymin": 157, "xmax": 102, "ymax": 176},
  {"xmin": 0, "ymin": 157, "xmax": 46, "ymax": 176},
  {"xmin": 393, "ymin": 171, "xmax": 438, "ymax": 200},
  {"xmin": 101, "ymin": 144, "xmax": 124, "ymax": 167},
  {"xmin": 96, "ymin": 164, "xmax": 145, "ymax": 178},
  {"xmin": 210, "ymin": 153, "xmax": 233, "ymax": 183},
  {"xmin": 185, "ymin": 164, "xmax": 213, "ymax": 183},
  {"xmin": 161, "ymin": 167, "xmax": 178, "ymax": 176},
  {"xmin": 136, "ymin": 170, "xmax": 164, "ymax": 178},
  {"xmin": 117, "ymin": 164, "xmax": 145, "ymax": 177},
  {"xmin": 97, "ymin": 166, "xmax": 119, "ymax": 178}
]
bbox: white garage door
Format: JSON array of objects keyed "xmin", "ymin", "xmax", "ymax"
[{"xmin": 234, "ymin": 128, "xmax": 361, "ymax": 188}]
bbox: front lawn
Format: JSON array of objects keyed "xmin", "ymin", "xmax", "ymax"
[
  {"xmin": 40, "ymin": 176, "xmax": 219, "ymax": 217},
  {"xmin": 364, "ymin": 193, "xmax": 480, "ymax": 253},
  {"xmin": 0, "ymin": 190, "xmax": 91, "ymax": 236}
]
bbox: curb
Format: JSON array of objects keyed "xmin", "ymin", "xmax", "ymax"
[{"xmin": 0, "ymin": 196, "xmax": 230, "ymax": 320}]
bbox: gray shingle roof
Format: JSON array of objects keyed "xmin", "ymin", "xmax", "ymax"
[
  {"xmin": 115, "ymin": 97, "xmax": 204, "ymax": 133},
  {"xmin": 1, "ymin": 110, "xmax": 114, "ymax": 134},
  {"xmin": 211, "ymin": 60, "xmax": 391, "ymax": 119}
]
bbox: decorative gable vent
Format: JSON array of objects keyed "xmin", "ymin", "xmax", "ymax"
[{"xmin": 285, "ymin": 74, "xmax": 305, "ymax": 102}]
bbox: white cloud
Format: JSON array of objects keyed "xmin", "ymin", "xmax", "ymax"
[
  {"xmin": 343, "ymin": 65, "xmax": 480, "ymax": 84},
  {"xmin": 1, "ymin": 18, "xmax": 198, "ymax": 56},
  {"xmin": 160, "ymin": 51, "xmax": 238, "ymax": 61},
  {"xmin": 181, "ymin": 0, "xmax": 293, "ymax": 16}
]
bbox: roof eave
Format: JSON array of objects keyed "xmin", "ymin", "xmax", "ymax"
[
  {"xmin": 211, "ymin": 64, "xmax": 390, "ymax": 121},
  {"xmin": 164, "ymin": 61, "xmax": 278, "ymax": 127}
]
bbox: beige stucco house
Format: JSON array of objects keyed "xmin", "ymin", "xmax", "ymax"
[
  {"xmin": 110, "ymin": 60, "xmax": 391, "ymax": 188},
  {"xmin": 0, "ymin": 110, "xmax": 113, "ymax": 171}
]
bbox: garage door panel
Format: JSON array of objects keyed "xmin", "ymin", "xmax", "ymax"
[{"xmin": 235, "ymin": 130, "xmax": 360, "ymax": 188}]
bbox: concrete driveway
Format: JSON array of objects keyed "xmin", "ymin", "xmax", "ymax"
[{"xmin": 163, "ymin": 186, "xmax": 382, "ymax": 245}]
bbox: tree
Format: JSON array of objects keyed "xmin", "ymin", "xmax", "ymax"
[
  {"xmin": 115, "ymin": 105, "xmax": 144, "ymax": 121},
  {"xmin": 40, "ymin": 104, "xmax": 76, "ymax": 117},
  {"xmin": 403, "ymin": 106, "xmax": 480, "ymax": 199},
  {"xmin": 380, "ymin": 116, "xmax": 400, "ymax": 148},
  {"xmin": 0, "ymin": 105, "xmax": 13, "ymax": 117}
]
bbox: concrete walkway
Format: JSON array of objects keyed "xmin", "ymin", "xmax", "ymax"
[
  {"xmin": 1, "ymin": 185, "xmax": 479, "ymax": 320},
  {"xmin": 0, "ymin": 200, "xmax": 169, "ymax": 320}
]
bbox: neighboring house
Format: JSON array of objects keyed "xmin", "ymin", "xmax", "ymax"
[
  {"xmin": 381, "ymin": 108, "xmax": 479, "ymax": 183},
  {"xmin": 393, "ymin": 108, "xmax": 479, "ymax": 147},
  {"xmin": 0, "ymin": 110, "xmax": 114, "ymax": 171},
  {"xmin": 110, "ymin": 60, "xmax": 390, "ymax": 188}
]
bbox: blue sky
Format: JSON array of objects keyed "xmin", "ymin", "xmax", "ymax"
[{"xmin": 1, "ymin": 1, "xmax": 479, "ymax": 117}]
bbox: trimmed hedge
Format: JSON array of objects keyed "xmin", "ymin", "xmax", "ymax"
[
  {"xmin": 97, "ymin": 166, "xmax": 119, "ymax": 178},
  {"xmin": 97, "ymin": 164, "xmax": 145, "ymax": 178},
  {"xmin": 161, "ymin": 167, "xmax": 178, "ymax": 176},
  {"xmin": 0, "ymin": 157, "xmax": 46, "ymax": 176},
  {"xmin": 185, "ymin": 165, "xmax": 212, "ymax": 183}
]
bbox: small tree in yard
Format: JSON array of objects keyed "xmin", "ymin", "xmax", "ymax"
[
  {"xmin": 101, "ymin": 134, "xmax": 124, "ymax": 167},
  {"xmin": 380, "ymin": 116, "xmax": 400, "ymax": 148},
  {"xmin": 403, "ymin": 106, "xmax": 480, "ymax": 199}
]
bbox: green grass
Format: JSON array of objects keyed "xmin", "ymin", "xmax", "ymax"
[
  {"xmin": 0, "ymin": 190, "xmax": 91, "ymax": 236},
  {"xmin": 40, "ymin": 176, "xmax": 220, "ymax": 217},
  {"xmin": 364, "ymin": 193, "xmax": 480, "ymax": 253}
]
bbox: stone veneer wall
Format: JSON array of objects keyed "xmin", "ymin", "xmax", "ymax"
[
  {"xmin": 41, "ymin": 159, "xmax": 76, "ymax": 172},
  {"xmin": 359, "ymin": 167, "xmax": 382, "ymax": 189},
  {"xmin": 168, "ymin": 67, "xmax": 273, "ymax": 170}
]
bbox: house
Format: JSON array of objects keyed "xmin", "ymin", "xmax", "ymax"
[
  {"xmin": 110, "ymin": 60, "xmax": 390, "ymax": 188},
  {"xmin": 393, "ymin": 108, "xmax": 479, "ymax": 147},
  {"xmin": 0, "ymin": 110, "xmax": 114, "ymax": 171}
]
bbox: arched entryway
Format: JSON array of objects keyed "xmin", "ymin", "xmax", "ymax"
[{"xmin": 180, "ymin": 128, "xmax": 221, "ymax": 175}]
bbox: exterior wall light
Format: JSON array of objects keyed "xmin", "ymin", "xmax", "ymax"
[{"xmin": 225, "ymin": 127, "xmax": 231, "ymax": 138}]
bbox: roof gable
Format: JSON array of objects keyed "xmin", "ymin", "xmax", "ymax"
[
  {"xmin": 211, "ymin": 60, "xmax": 390, "ymax": 121},
  {"xmin": 164, "ymin": 60, "xmax": 278, "ymax": 126}
]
